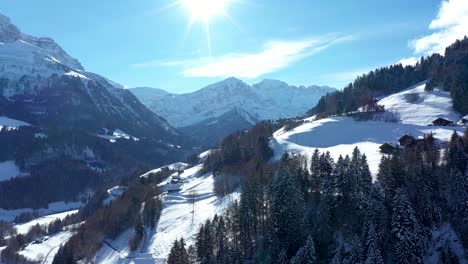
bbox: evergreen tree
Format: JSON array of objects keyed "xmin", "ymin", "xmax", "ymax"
[
  {"xmin": 167, "ymin": 239, "xmax": 181, "ymax": 264},
  {"xmin": 363, "ymin": 222, "xmax": 384, "ymax": 264},
  {"xmin": 196, "ymin": 220, "xmax": 215, "ymax": 264},
  {"xmin": 167, "ymin": 238, "xmax": 190, "ymax": 264},
  {"xmin": 275, "ymin": 249, "xmax": 289, "ymax": 264},
  {"xmin": 446, "ymin": 132, "xmax": 467, "ymax": 174},
  {"xmin": 290, "ymin": 236, "xmax": 317, "ymax": 264},
  {"xmin": 438, "ymin": 242, "xmax": 459, "ymax": 264},
  {"xmin": 463, "ymin": 128, "xmax": 468, "ymax": 153},
  {"xmin": 270, "ymin": 154, "xmax": 305, "ymax": 257},
  {"xmin": 310, "ymin": 149, "xmax": 321, "ymax": 192},
  {"xmin": 391, "ymin": 188, "xmax": 425, "ymax": 264}
]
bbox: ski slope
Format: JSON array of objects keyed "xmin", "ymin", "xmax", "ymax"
[
  {"xmin": 272, "ymin": 83, "xmax": 464, "ymax": 178},
  {"xmin": 95, "ymin": 163, "xmax": 239, "ymax": 263},
  {"xmin": 148, "ymin": 165, "xmax": 239, "ymax": 259}
]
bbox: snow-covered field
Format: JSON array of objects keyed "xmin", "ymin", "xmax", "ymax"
[
  {"xmin": 272, "ymin": 83, "xmax": 464, "ymax": 178},
  {"xmin": 0, "ymin": 201, "xmax": 83, "ymax": 222},
  {"xmin": 15, "ymin": 209, "xmax": 79, "ymax": 235},
  {"xmin": 0, "ymin": 160, "xmax": 26, "ymax": 182},
  {"xmin": 19, "ymin": 231, "xmax": 75, "ymax": 264},
  {"xmin": 378, "ymin": 82, "xmax": 460, "ymax": 126},
  {"xmin": 0, "ymin": 116, "xmax": 30, "ymax": 130},
  {"xmin": 95, "ymin": 164, "xmax": 239, "ymax": 263},
  {"xmin": 140, "ymin": 162, "xmax": 188, "ymax": 179}
]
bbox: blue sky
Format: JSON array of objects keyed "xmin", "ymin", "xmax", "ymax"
[{"xmin": 1, "ymin": 0, "xmax": 466, "ymax": 93}]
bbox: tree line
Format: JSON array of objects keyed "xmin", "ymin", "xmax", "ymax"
[{"xmin": 310, "ymin": 36, "xmax": 468, "ymax": 117}]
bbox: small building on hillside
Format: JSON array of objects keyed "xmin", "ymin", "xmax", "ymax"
[
  {"xmin": 432, "ymin": 118, "xmax": 454, "ymax": 126},
  {"xmin": 459, "ymin": 117, "xmax": 468, "ymax": 126},
  {"xmin": 399, "ymin": 135, "xmax": 416, "ymax": 147},
  {"xmin": 380, "ymin": 143, "xmax": 396, "ymax": 154}
]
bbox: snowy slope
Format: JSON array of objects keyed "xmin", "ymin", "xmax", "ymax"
[
  {"xmin": 19, "ymin": 231, "xmax": 75, "ymax": 264},
  {"xmin": 272, "ymin": 82, "xmax": 464, "ymax": 178},
  {"xmin": 0, "ymin": 201, "xmax": 83, "ymax": 222},
  {"xmin": 378, "ymin": 82, "xmax": 460, "ymax": 126},
  {"xmin": 94, "ymin": 163, "xmax": 239, "ymax": 263},
  {"xmin": 0, "ymin": 14, "xmax": 83, "ymax": 97},
  {"xmin": 0, "ymin": 116, "xmax": 30, "ymax": 130},
  {"xmin": 0, "ymin": 160, "xmax": 25, "ymax": 182},
  {"xmin": 147, "ymin": 165, "xmax": 239, "ymax": 259},
  {"xmin": 15, "ymin": 209, "xmax": 79, "ymax": 235}
]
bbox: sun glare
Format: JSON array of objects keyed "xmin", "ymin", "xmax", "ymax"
[{"xmin": 181, "ymin": 0, "xmax": 231, "ymax": 22}]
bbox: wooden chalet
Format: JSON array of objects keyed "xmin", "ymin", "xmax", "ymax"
[
  {"xmin": 399, "ymin": 135, "xmax": 416, "ymax": 147},
  {"xmin": 460, "ymin": 118, "xmax": 468, "ymax": 125},
  {"xmin": 432, "ymin": 118, "xmax": 454, "ymax": 126}
]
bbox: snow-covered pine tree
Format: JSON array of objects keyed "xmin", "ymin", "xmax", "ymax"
[
  {"xmin": 310, "ymin": 149, "xmax": 321, "ymax": 192},
  {"xmin": 447, "ymin": 131, "xmax": 467, "ymax": 174},
  {"xmin": 290, "ymin": 236, "xmax": 317, "ymax": 264},
  {"xmin": 391, "ymin": 188, "xmax": 425, "ymax": 264},
  {"xmin": 275, "ymin": 249, "xmax": 289, "ymax": 264},
  {"xmin": 270, "ymin": 153, "xmax": 305, "ymax": 257},
  {"xmin": 167, "ymin": 239, "xmax": 180, "ymax": 264},
  {"xmin": 363, "ymin": 222, "xmax": 384, "ymax": 264}
]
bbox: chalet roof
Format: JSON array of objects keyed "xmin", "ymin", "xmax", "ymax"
[
  {"xmin": 433, "ymin": 118, "xmax": 453, "ymax": 123},
  {"xmin": 399, "ymin": 135, "xmax": 415, "ymax": 140}
]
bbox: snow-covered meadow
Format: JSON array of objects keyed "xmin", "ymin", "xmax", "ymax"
[{"xmin": 271, "ymin": 83, "xmax": 464, "ymax": 178}]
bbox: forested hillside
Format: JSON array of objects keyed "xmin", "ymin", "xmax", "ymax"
[
  {"xmin": 169, "ymin": 129, "xmax": 468, "ymax": 263},
  {"xmin": 310, "ymin": 36, "xmax": 468, "ymax": 117}
]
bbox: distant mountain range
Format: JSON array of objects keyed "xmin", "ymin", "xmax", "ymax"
[{"xmin": 130, "ymin": 78, "xmax": 335, "ymax": 146}]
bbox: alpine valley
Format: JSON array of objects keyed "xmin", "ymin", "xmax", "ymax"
[{"xmin": 0, "ymin": 4, "xmax": 468, "ymax": 264}]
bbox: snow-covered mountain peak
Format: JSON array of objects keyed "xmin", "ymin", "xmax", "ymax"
[
  {"xmin": 0, "ymin": 13, "xmax": 83, "ymax": 77},
  {"xmin": 0, "ymin": 14, "xmax": 21, "ymax": 43},
  {"xmin": 254, "ymin": 79, "xmax": 289, "ymax": 89},
  {"xmin": 130, "ymin": 79, "xmax": 335, "ymax": 146},
  {"xmin": 203, "ymin": 77, "xmax": 250, "ymax": 93},
  {"xmin": 0, "ymin": 14, "xmax": 10, "ymax": 25}
]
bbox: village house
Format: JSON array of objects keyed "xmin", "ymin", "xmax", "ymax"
[
  {"xmin": 399, "ymin": 135, "xmax": 416, "ymax": 147},
  {"xmin": 432, "ymin": 118, "xmax": 454, "ymax": 126}
]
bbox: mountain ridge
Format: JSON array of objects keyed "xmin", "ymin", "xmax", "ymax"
[{"xmin": 130, "ymin": 77, "xmax": 335, "ymax": 146}]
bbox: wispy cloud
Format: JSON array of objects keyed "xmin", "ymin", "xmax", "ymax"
[
  {"xmin": 134, "ymin": 34, "xmax": 353, "ymax": 79},
  {"xmin": 183, "ymin": 34, "xmax": 353, "ymax": 78},
  {"xmin": 400, "ymin": 0, "xmax": 468, "ymax": 64},
  {"xmin": 397, "ymin": 57, "xmax": 420, "ymax": 67}
]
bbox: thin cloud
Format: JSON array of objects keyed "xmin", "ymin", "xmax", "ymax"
[
  {"xmin": 405, "ymin": 0, "xmax": 468, "ymax": 60},
  {"xmin": 182, "ymin": 34, "xmax": 353, "ymax": 78},
  {"xmin": 397, "ymin": 57, "xmax": 419, "ymax": 67},
  {"xmin": 136, "ymin": 34, "xmax": 353, "ymax": 78},
  {"xmin": 132, "ymin": 59, "xmax": 195, "ymax": 68}
]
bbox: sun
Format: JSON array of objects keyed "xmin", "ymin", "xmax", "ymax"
[{"xmin": 180, "ymin": 0, "xmax": 232, "ymax": 22}]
